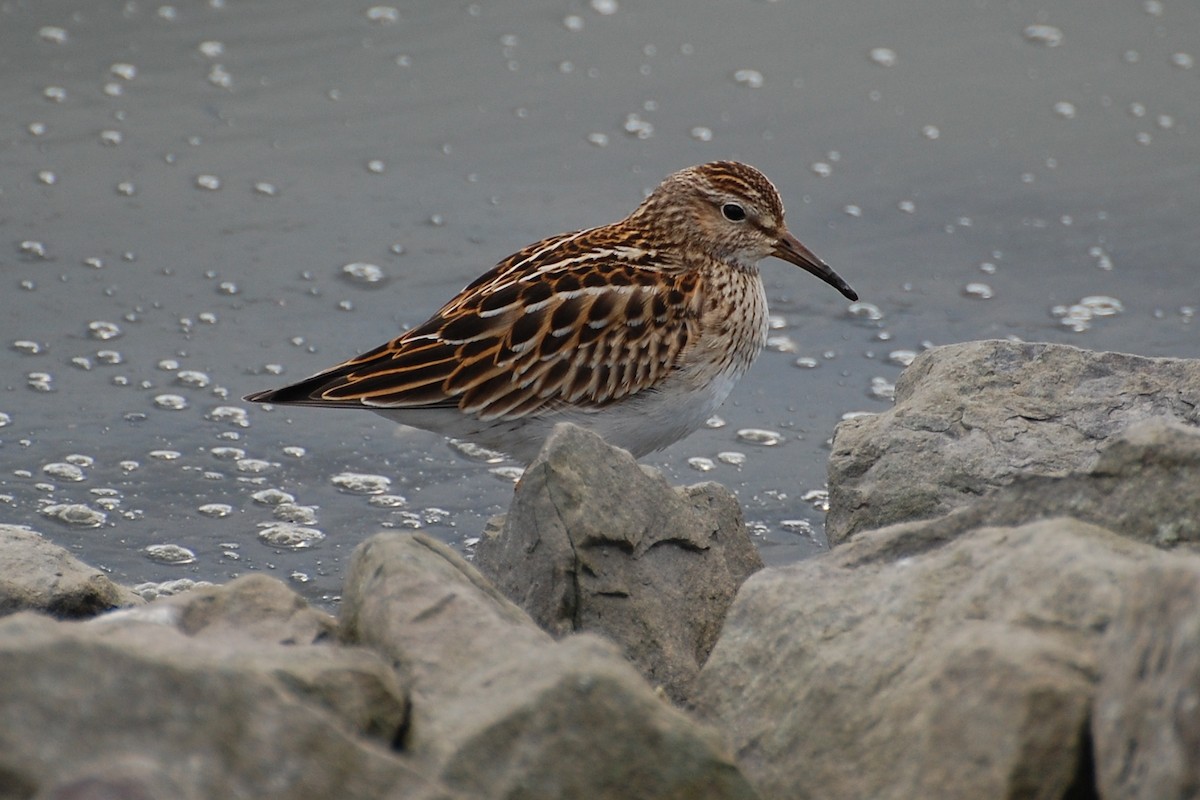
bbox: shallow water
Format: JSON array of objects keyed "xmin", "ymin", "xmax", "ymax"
[{"xmin": 2, "ymin": 0, "xmax": 1196, "ymax": 606}]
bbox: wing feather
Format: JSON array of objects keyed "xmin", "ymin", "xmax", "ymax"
[{"xmin": 245, "ymin": 228, "xmax": 702, "ymax": 420}]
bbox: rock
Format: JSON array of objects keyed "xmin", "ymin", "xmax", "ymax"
[
  {"xmin": 0, "ymin": 611, "xmax": 452, "ymax": 800},
  {"xmin": 827, "ymin": 340, "xmax": 1200, "ymax": 544},
  {"xmin": 1094, "ymin": 564, "xmax": 1200, "ymax": 799},
  {"xmin": 0, "ymin": 525, "xmax": 143, "ymax": 618},
  {"xmin": 149, "ymin": 572, "xmax": 337, "ymax": 645},
  {"xmin": 694, "ymin": 517, "xmax": 1186, "ymax": 800},
  {"xmin": 131, "ymin": 578, "xmax": 215, "ymax": 602},
  {"xmin": 32, "ymin": 755, "xmax": 188, "ymax": 800},
  {"xmin": 96, "ymin": 575, "xmax": 398, "ymax": 741},
  {"xmin": 828, "ymin": 416, "xmax": 1200, "ymax": 555},
  {"xmin": 341, "ymin": 531, "xmax": 758, "ymax": 800},
  {"xmin": 339, "ymin": 530, "xmax": 546, "ymax": 708},
  {"xmin": 475, "ymin": 423, "xmax": 762, "ymax": 702}
]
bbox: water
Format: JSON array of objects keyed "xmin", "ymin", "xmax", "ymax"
[{"xmin": 1, "ymin": 0, "xmax": 1196, "ymax": 607}]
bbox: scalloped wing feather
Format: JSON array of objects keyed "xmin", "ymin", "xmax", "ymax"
[{"xmin": 258, "ymin": 230, "xmax": 703, "ymax": 422}]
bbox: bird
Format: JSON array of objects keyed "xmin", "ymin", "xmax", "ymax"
[{"xmin": 244, "ymin": 161, "xmax": 858, "ymax": 463}]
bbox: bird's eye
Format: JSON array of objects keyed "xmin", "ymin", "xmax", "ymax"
[{"xmin": 721, "ymin": 203, "xmax": 747, "ymax": 222}]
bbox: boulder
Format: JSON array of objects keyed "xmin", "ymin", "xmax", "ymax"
[
  {"xmin": 133, "ymin": 572, "xmax": 337, "ymax": 645},
  {"xmin": 0, "ymin": 609, "xmax": 451, "ymax": 800},
  {"xmin": 475, "ymin": 423, "xmax": 762, "ymax": 702},
  {"xmin": 31, "ymin": 755, "xmax": 189, "ymax": 800},
  {"xmin": 97, "ymin": 575, "xmax": 399, "ymax": 741},
  {"xmin": 694, "ymin": 517, "xmax": 1187, "ymax": 800},
  {"xmin": 0, "ymin": 524, "xmax": 143, "ymax": 618},
  {"xmin": 1094, "ymin": 564, "xmax": 1200, "ymax": 800},
  {"xmin": 827, "ymin": 417, "xmax": 1200, "ymax": 558},
  {"xmin": 341, "ymin": 531, "xmax": 758, "ymax": 800},
  {"xmin": 827, "ymin": 340, "xmax": 1200, "ymax": 544}
]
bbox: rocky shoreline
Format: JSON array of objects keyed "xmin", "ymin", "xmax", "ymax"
[{"xmin": 2, "ymin": 339, "xmax": 1198, "ymax": 799}]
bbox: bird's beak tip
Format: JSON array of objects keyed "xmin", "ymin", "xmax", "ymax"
[{"xmin": 773, "ymin": 233, "xmax": 859, "ymax": 303}]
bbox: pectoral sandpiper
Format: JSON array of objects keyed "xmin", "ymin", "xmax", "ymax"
[{"xmin": 245, "ymin": 161, "xmax": 858, "ymax": 462}]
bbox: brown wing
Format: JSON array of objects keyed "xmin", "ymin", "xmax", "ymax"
[{"xmin": 246, "ymin": 230, "xmax": 703, "ymax": 421}]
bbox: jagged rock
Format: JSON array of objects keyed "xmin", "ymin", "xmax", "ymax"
[
  {"xmin": 827, "ymin": 340, "xmax": 1200, "ymax": 544},
  {"xmin": 1094, "ymin": 564, "xmax": 1200, "ymax": 799},
  {"xmin": 0, "ymin": 525, "xmax": 143, "ymax": 618},
  {"xmin": 475, "ymin": 423, "xmax": 762, "ymax": 702},
  {"xmin": 0, "ymin": 610, "xmax": 452, "ymax": 800},
  {"xmin": 694, "ymin": 517, "xmax": 1188, "ymax": 800},
  {"xmin": 341, "ymin": 531, "xmax": 758, "ymax": 800}
]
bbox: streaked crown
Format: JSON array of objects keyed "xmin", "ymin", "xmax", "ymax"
[{"xmin": 629, "ymin": 161, "xmax": 791, "ymax": 268}]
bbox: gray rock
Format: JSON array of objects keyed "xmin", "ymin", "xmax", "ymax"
[
  {"xmin": 828, "ymin": 416, "xmax": 1200, "ymax": 556},
  {"xmin": 95, "ymin": 575, "xmax": 399, "ymax": 742},
  {"xmin": 694, "ymin": 517, "xmax": 1185, "ymax": 800},
  {"xmin": 0, "ymin": 525, "xmax": 143, "ymax": 618},
  {"xmin": 475, "ymin": 423, "xmax": 763, "ymax": 702},
  {"xmin": 1094, "ymin": 564, "xmax": 1200, "ymax": 800},
  {"xmin": 341, "ymin": 531, "xmax": 758, "ymax": 800},
  {"xmin": 32, "ymin": 755, "xmax": 189, "ymax": 800},
  {"xmin": 148, "ymin": 572, "xmax": 337, "ymax": 645},
  {"xmin": 0, "ymin": 611, "xmax": 452, "ymax": 800},
  {"xmin": 131, "ymin": 578, "xmax": 215, "ymax": 602},
  {"xmin": 827, "ymin": 340, "xmax": 1200, "ymax": 544}
]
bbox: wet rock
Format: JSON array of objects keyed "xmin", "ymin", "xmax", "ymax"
[
  {"xmin": 341, "ymin": 531, "xmax": 757, "ymax": 800},
  {"xmin": 475, "ymin": 423, "xmax": 762, "ymax": 702},
  {"xmin": 0, "ymin": 610, "xmax": 451, "ymax": 800},
  {"xmin": 0, "ymin": 524, "xmax": 143, "ymax": 618},
  {"xmin": 1094, "ymin": 564, "xmax": 1200, "ymax": 799},
  {"xmin": 694, "ymin": 517, "xmax": 1184, "ymax": 800},
  {"xmin": 827, "ymin": 340, "xmax": 1200, "ymax": 544}
]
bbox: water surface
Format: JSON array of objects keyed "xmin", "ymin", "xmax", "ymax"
[{"xmin": 2, "ymin": 0, "xmax": 1196, "ymax": 605}]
